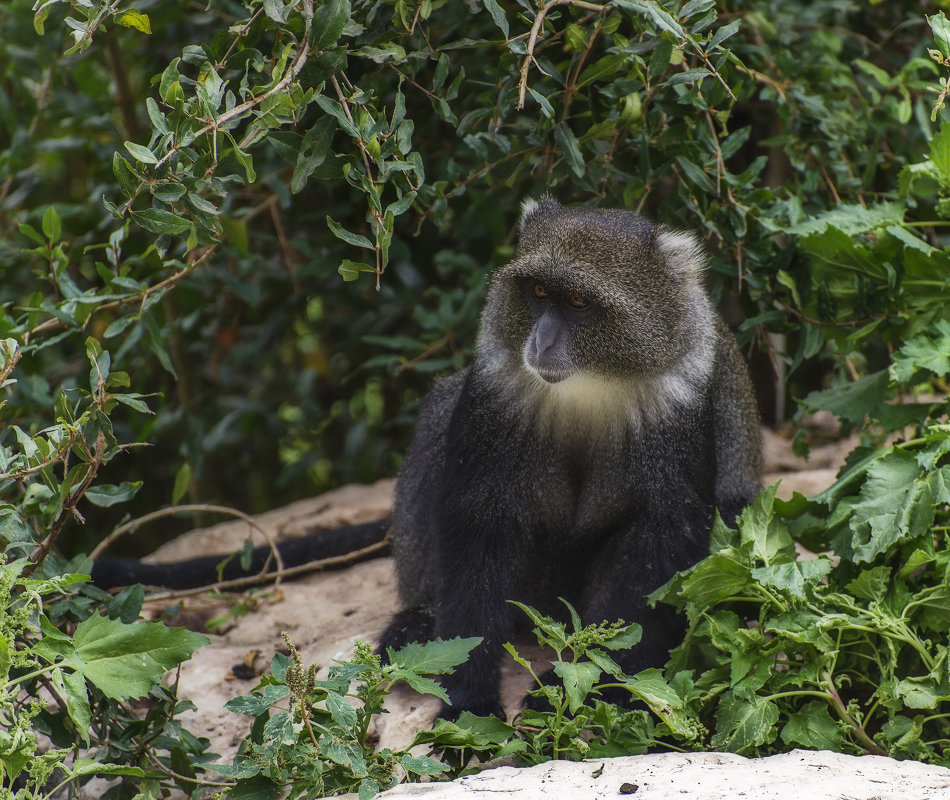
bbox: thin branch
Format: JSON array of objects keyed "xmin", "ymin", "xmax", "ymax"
[
  {"xmin": 91, "ymin": 503, "xmax": 286, "ymax": 585},
  {"xmin": 152, "ymin": 0, "xmax": 314, "ymax": 173},
  {"xmin": 23, "ymin": 432, "xmax": 105, "ymax": 577},
  {"xmin": 330, "ymin": 74, "xmax": 384, "ymax": 288},
  {"xmin": 517, "ymin": 0, "xmax": 608, "ymax": 111},
  {"xmin": 23, "ymin": 246, "xmax": 217, "ymax": 345},
  {"xmin": 140, "ymin": 535, "xmax": 390, "ymax": 602}
]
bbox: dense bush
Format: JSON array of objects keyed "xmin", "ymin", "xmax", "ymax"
[{"xmin": 5, "ymin": 0, "xmax": 950, "ymax": 796}]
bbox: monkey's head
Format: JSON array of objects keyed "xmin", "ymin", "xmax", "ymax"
[{"xmin": 476, "ymin": 197, "xmax": 717, "ymax": 420}]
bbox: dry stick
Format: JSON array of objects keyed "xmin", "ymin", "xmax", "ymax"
[
  {"xmin": 141, "ymin": 535, "xmax": 391, "ymax": 602},
  {"xmin": 91, "ymin": 503, "xmax": 286, "ymax": 586},
  {"xmin": 516, "ymin": 0, "xmax": 608, "ymax": 111}
]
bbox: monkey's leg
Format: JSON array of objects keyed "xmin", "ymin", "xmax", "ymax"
[
  {"xmin": 376, "ymin": 607, "xmax": 435, "ymax": 657},
  {"xmin": 427, "ymin": 522, "xmax": 528, "ymax": 720}
]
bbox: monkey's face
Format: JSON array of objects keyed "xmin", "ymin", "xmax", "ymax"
[{"xmin": 482, "ymin": 199, "xmax": 708, "ymax": 386}]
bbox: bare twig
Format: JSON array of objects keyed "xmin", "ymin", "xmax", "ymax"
[
  {"xmin": 141, "ymin": 534, "xmax": 390, "ymax": 601},
  {"xmin": 91, "ymin": 503, "xmax": 286, "ymax": 585},
  {"xmin": 516, "ymin": 0, "xmax": 608, "ymax": 111}
]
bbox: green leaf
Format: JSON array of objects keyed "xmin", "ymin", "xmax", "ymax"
[
  {"xmin": 55, "ymin": 668, "xmax": 92, "ymax": 744},
  {"xmin": 789, "ymin": 201, "xmax": 904, "ymax": 236},
  {"xmin": 86, "ymin": 336, "xmax": 110, "ymax": 392},
  {"xmin": 313, "ymin": 0, "xmax": 351, "ymax": 49},
  {"xmin": 930, "ymin": 12, "xmax": 950, "ymax": 60},
  {"xmin": 675, "ymin": 155, "xmax": 718, "ymax": 196},
  {"xmin": 665, "ymin": 68, "xmax": 711, "ymax": 86},
  {"xmin": 400, "ymin": 754, "xmax": 450, "ymax": 776},
  {"xmin": 263, "ymin": 0, "xmax": 288, "ymax": 23},
  {"xmin": 84, "ymin": 481, "xmax": 142, "ymax": 507},
  {"xmin": 845, "ymin": 565, "xmax": 892, "ymax": 602},
  {"xmin": 481, "ymin": 0, "xmax": 509, "ymax": 37},
  {"xmin": 124, "ymin": 141, "xmax": 158, "ymax": 165},
  {"xmin": 803, "ymin": 370, "xmax": 889, "ymax": 423},
  {"xmin": 326, "ymin": 216, "xmax": 373, "ymax": 249},
  {"xmin": 338, "ymin": 259, "xmax": 374, "ymax": 281},
  {"xmin": 552, "ymin": 660, "xmax": 601, "ymax": 713},
  {"xmin": 711, "ymin": 693, "xmax": 779, "ymax": 753},
  {"xmin": 173, "ymin": 462, "xmax": 192, "ymax": 506},
  {"xmin": 115, "ymin": 10, "xmax": 152, "ymax": 34},
  {"xmin": 780, "ymin": 700, "xmax": 844, "ymax": 750},
  {"xmin": 737, "ymin": 485, "xmax": 795, "ymax": 566},
  {"xmin": 230, "ymin": 776, "xmax": 281, "ymax": 800},
  {"xmin": 42, "ymin": 205, "xmax": 61, "ymax": 242},
  {"xmin": 389, "ymin": 636, "xmax": 482, "ymax": 674},
  {"xmin": 132, "ymin": 208, "xmax": 191, "ymax": 235},
  {"xmin": 750, "ymin": 557, "xmax": 833, "ymax": 599},
  {"xmin": 554, "ymin": 123, "xmax": 585, "ymax": 179},
  {"xmin": 45, "ymin": 614, "xmax": 208, "ymax": 700},
  {"xmin": 849, "ymin": 449, "xmax": 933, "ymax": 563}
]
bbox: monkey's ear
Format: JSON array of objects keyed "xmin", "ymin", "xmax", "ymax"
[
  {"xmin": 519, "ymin": 195, "xmax": 560, "ymax": 232},
  {"xmin": 655, "ymin": 226, "xmax": 706, "ymax": 283}
]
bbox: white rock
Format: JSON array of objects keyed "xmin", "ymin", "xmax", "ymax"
[{"xmin": 377, "ymin": 750, "xmax": 950, "ymax": 799}]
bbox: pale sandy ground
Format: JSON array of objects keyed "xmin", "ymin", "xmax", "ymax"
[{"xmin": 117, "ymin": 425, "xmax": 950, "ymax": 799}]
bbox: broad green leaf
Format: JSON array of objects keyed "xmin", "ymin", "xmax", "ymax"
[
  {"xmin": 789, "ymin": 201, "xmax": 904, "ymax": 236},
  {"xmin": 751, "ymin": 557, "xmax": 833, "ymax": 599},
  {"xmin": 58, "ymin": 613, "xmax": 208, "ymax": 700},
  {"xmin": 737, "ymin": 484, "xmax": 795, "ymax": 566},
  {"xmin": 230, "ymin": 776, "xmax": 280, "ymax": 800},
  {"xmin": 803, "ymin": 370, "xmax": 889, "ymax": 423},
  {"xmin": 552, "ymin": 660, "xmax": 602, "ymax": 713},
  {"xmin": 930, "ymin": 11, "xmax": 950, "ymax": 58},
  {"xmin": 124, "ymin": 141, "xmax": 158, "ymax": 164},
  {"xmin": 389, "ymin": 636, "xmax": 481, "ymax": 674},
  {"xmin": 849, "ymin": 450, "xmax": 933, "ymax": 563},
  {"xmin": 711, "ymin": 693, "xmax": 779, "ymax": 753},
  {"xmin": 400, "ymin": 754, "xmax": 450, "ymax": 776},
  {"xmin": 780, "ymin": 700, "xmax": 844, "ymax": 750}
]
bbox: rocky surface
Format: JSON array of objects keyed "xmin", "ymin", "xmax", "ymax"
[{"xmin": 375, "ymin": 750, "xmax": 950, "ymax": 799}]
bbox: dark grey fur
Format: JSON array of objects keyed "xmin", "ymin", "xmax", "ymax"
[{"xmin": 378, "ymin": 197, "xmax": 761, "ymax": 717}]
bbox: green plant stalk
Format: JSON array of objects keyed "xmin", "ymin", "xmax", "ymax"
[{"xmin": 822, "ymin": 670, "xmax": 888, "ymax": 756}]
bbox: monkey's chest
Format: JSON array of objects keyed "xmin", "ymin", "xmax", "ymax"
[{"xmin": 527, "ymin": 445, "xmax": 641, "ymax": 543}]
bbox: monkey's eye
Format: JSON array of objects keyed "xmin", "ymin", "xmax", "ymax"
[
  {"xmin": 533, "ymin": 282, "xmax": 548, "ymax": 299},
  {"xmin": 566, "ymin": 292, "xmax": 589, "ymax": 310}
]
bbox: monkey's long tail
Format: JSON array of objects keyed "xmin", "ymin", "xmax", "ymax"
[{"xmin": 90, "ymin": 518, "xmax": 391, "ymax": 590}]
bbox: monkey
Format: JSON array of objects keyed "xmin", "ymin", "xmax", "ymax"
[
  {"xmin": 375, "ymin": 197, "xmax": 761, "ymax": 718},
  {"xmin": 92, "ymin": 197, "xmax": 761, "ymax": 720}
]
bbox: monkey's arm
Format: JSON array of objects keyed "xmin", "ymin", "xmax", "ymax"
[
  {"xmin": 710, "ymin": 323, "xmax": 763, "ymax": 525},
  {"xmin": 90, "ymin": 518, "xmax": 390, "ymax": 590}
]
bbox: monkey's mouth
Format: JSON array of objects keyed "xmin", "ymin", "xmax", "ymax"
[{"xmin": 535, "ymin": 367, "xmax": 571, "ymax": 384}]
